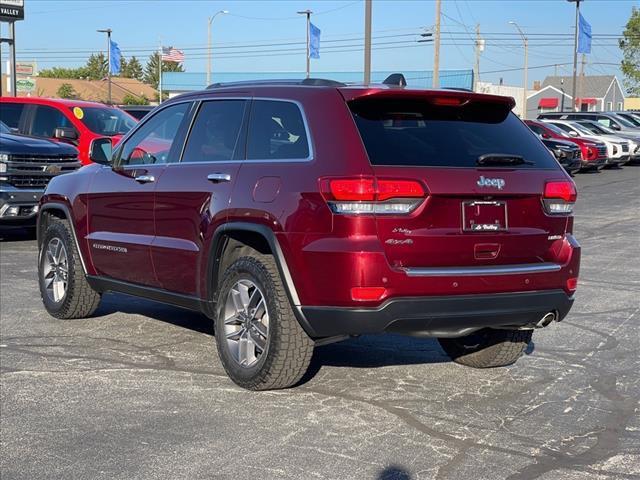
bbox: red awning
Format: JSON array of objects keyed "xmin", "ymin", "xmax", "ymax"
[
  {"xmin": 539, "ymin": 98, "xmax": 559, "ymax": 108},
  {"xmin": 576, "ymin": 97, "xmax": 597, "ymax": 105}
]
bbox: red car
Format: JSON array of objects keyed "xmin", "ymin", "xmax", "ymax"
[
  {"xmin": 525, "ymin": 119, "xmax": 607, "ymax": 170},
  {"xmin": 0, "ymin": 97, "xmax": 137, "ymax": 165},
  {"xmin": 36, "ymin": 78, "xmax": 581, "ymax": 390}
]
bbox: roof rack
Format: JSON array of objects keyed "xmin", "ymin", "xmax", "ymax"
[{"xmin": 206, "ymin": 78, "xmax": 346, "ymax": 89}]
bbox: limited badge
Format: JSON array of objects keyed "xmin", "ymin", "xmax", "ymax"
[{"xmin": 73, "ymin": 107, "xmax": 84, "ymax": 119}]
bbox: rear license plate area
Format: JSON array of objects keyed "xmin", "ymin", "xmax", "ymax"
[{"xmin": 462, "ymin": 201, "xmax": 507, "ymax": 232}]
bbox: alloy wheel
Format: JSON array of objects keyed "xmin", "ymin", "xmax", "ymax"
[
  {"xmin": 42, "ymin": 237, "xmax": 69, "ymax": 303},
  {"xmin": 222, "ymin": 279, "xmax": 269, "ymax": 368}
]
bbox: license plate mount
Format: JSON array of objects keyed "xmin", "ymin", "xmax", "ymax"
[{"xmin": 462, "ymin": 201, "xmax": 508, "ymax": 232}]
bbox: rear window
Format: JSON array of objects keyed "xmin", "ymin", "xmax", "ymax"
[
  {"xmin": 0, "ymin": 103, "xmax": 25, "ymax": 129},
  {"xmin": 349, "ymin": 99, "xmax": 558, "ymax": 168},
  {"xmin": 70, "ymin": 106, "xmax": 137, "ymax": 136}
]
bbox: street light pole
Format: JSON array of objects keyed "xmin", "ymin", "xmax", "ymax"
[
  {"xmin": 97, "ymin": 28, "xmax": 112, "ymax": 104},
  {"xmin": 433, "ymin": 0, "xmax": 441, "ymax": 88},
  {"xmin": 207, "ymin": 10, "xmax": 228, "ymax": 86},
  {"xmin": 364, "ymin": 0, "xmax": 372, "ymax": 84},
  {"xmin": 297, "ymin": 10, "xmax": 312, "ymax": 78},
  {"xmin": 509, "ymin": 21, "xmax": 528, "ymax": 119}
]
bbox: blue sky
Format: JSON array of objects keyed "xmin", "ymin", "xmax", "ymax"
[{"xmin": 1, "ymin": 0, "xmax": 634, "ymax": 89}]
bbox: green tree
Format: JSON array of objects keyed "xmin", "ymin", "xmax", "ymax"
[
  {"xmin": 57, "ymin": 83, "xmax": 77, "ymax": 99},
  {"xmin": 120, "ymin": 56, "xmax": 144, "ymax": 81},
  {"xmin": 144, "ymin": 52, "xmax": 184, "ymax": 89},
  {"xmin": 620, "ymin": 6, "xmax": 640, "ymax": 95},
  {"xmin": 121, "ymin": 93, "xmax": 150, "ymax": 105},
  {"xmin": 39, "ymin": 66, "xmax": 89, "ymax": 79},
  {"xmin": 85, "ymin": 52, "xmax": 108, "ymax": 80}
]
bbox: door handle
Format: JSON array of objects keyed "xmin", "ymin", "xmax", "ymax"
[
  {"xmin": 134, "ymin": 174, "xmax": 155, "ymax": 184},
  {"xmin": 207, "ymin": 173, "xmax": 232, "ymax": 183}
]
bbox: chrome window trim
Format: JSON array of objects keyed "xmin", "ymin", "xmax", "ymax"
[{"xmin": 403, "ymin": 262, "xmax": 562, "ymax": 277}]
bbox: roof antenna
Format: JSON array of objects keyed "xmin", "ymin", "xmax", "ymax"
[{"xmin": 382, "ymin": 73, "xmax": 407, "ymax": 87}]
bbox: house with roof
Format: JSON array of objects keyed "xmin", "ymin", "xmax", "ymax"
[{"xmin": 525, "ymin": 75, "xmax": 625, "ymax": 119}]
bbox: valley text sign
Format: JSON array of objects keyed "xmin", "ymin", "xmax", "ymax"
[{"xmin": 0, "ymin": 0, "xmax": 24, "ymax": 22}]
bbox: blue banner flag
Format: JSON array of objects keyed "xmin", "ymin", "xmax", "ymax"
[
  {"xmin": 577, "ymin": 13, "xmax": 592, "ymax": 54},
  {"xmin": 309, "ymin": 23, "xmax": 321, "ymax": 59},
  {"xmin": 109, "ymin": 39, "xmax": 122, "ymax": 75}
]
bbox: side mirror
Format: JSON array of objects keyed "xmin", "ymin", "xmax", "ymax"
[
  {"xmin": 54, "ymin": 127, "xmax": 78, "ymax": 142},
  {"xmin": 542, "ymin": 133, "xmax": 551, "ymax": 139},
  {"xmin": 10, "ymin": 127, "xmax": 19, "ymax": 134},
  {"xmin": 89, "ymin": 137, "xmax": 113, "ymax": 165},
  {"xmin": 610, "ymin": 123, "xmax": 621, "ymax": 131},
  {"xmin": 568, "ymin": 131, "xmax": 578, "ymax": 137}
]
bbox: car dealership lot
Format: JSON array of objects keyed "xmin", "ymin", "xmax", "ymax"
[{"xmin": 1, "ymin": 168, "xmax": 639, "ymax": 480}]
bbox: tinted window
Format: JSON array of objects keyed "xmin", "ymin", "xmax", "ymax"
[
  {"xmin": 0, "ymin": 103, "xmax": 25, "ymax": 129},
  {"xmin": 73, "ymin": 106, "xmax": 137, "ymax": 135},
  {"xmin": 182, "ymin": 100, "xmax": 246, "ymax": 163},
  {"xmin": 550, "ymin": 123, "xmax": 576, "ymax": 134},
  {"xmin": 350, "ymin": 99, "xmax": 557, "ymax": 168},
  {"xmin": 118, "ymin": 103, "xmax": 189, "ymax": 166},
  {"xmin": 31, "ymin": 105, "xmax": 73, "ymax": 137},
  {"xmin": 527, "ymin": 123, "xmax": 545, "ymax": 136},
  {"xmin": 247, "ymin": 100, "xmax": 309, "ymax": 160}
]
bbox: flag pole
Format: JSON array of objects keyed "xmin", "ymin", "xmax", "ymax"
[
  {"xmin": 569, "ymin": 0, "xmax": 581, "ymax": 112},
  {"xmin": 158, "ymin": 40, "xmax": 163, "ymax": 104},
  {"xmin": 97, "ymin": 28, "xmax": 112, "ymax": 104},
  {"xmin": 297, "ymin": 10, "xmax": 312, "ymax": 79}
]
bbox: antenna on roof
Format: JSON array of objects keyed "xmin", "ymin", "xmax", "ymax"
[{"xmin": 382, "ymin": 73, "xmax": 407, "ymax": 87}]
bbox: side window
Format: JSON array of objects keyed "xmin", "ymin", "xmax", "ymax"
[
  {"xmin": 528, "ymin": 124, "xmax": 544, "ymax": 136},
  {"xmin": 247, "ymin": 100, "xmax": 310, "ymax": 160},
  {"xmin": 118, "ymin": 103, "xmax": 189, "ymax": 166},
  {"xmin": 31, "ymin": 105, "xmax": 73, "ymax": 138},
  {"xmin": 181, "ymin": 100, "xmax": 247, "ymax": 163},
  {"xmin": 597, "ymin": 118, "xmax": 613, "ymax": 128},
  {"xmin": 0, "ymin": 103, "xmax": 25, "ymax": 129}
]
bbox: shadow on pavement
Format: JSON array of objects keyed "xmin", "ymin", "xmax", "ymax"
[
  {"xmin": 376, "ymin": 466, "xmax": 413, "ymax": 480},
  {"xmin": 0, "ymin": 226, "xmax": 37, "ymax": 242}
]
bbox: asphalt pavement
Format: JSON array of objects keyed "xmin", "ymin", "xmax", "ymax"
[{"xmin": 1, "ymin": 166, "xmax": 639, "ymax": 480}]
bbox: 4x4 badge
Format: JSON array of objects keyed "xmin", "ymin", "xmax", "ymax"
[{"xmin": 477, "ymin": 176, "xmax": 505, "ymax": 190}]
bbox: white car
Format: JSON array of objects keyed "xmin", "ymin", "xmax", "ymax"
[
  {"xmin": 542, "ymin": 120, "xmax": 631, "ymax": 167},
  {"xmin": 576, "ymin": 120, "xmax": 640, "ymax": 164}
]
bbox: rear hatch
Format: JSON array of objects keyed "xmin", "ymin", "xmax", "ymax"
[{"xmin": 344, "ymin": 90, "xmax": 573, "ymax": 269}]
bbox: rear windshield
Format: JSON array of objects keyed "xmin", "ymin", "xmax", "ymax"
[
  {"xmin": 70, "ymin": 106, "xmax": 137, "ymax": 136},
  {"xmin": 349, "ymin": 99, "xmax": 558, "ymax": 168}
]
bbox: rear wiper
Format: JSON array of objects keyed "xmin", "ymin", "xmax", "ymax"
[{"xmin": 477, "ymin": 154, "xmax": 534, "ymax": 166}]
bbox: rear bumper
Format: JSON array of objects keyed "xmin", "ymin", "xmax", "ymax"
[{"xmin": 299, "ymin": 289, "xmax": 574, "ymax": 338}]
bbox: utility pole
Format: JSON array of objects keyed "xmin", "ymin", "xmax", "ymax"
[
  {"xmin": 473, "ymin": 24, "xmax": 481, "ymax": 92},
  {"xmin": 158, "ymin": 38, "xmax": 163, "ymax": 103},
  {"xmin": 207, "ymin": 10, "xmax": 228, "ymax": 86},
  {"xmin": 509, "ymin": 21, "xmax": 528, "ymax": 119},
  {"xmin": 433, "ymin": 0, "xmax": 441, "ymax": 88},
  {"xmin": 364, "ymin": 0, "xmax": 372, "ymax": 84},
  {"xmin": 568, "ymin": 0, "xmax": 581, "ymax": 112},
  {"xmin": 97, "ymin": 28, "xmax": 112, "ymax": 104},
  {"xmin": 297, "ymin": 10, "xmax": 312, "ymax": 78}
]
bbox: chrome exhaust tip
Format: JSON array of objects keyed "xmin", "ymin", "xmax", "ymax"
[{"xmin": 536, "ymin": 311, "xmax": 557, "ymax": 328}]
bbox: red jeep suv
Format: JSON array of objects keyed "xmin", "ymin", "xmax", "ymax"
[{"xmin": 36, "ymin": 78, "xmax": 581, "ymax": 390}]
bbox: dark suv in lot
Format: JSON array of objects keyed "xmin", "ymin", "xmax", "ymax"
[{"xmin": 37, "ymin": 79, "xmax": 581, "ymax": 390}]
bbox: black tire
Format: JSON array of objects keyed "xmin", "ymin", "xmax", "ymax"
[
  {"xmin": 214, "ymin": 253, "xmax": 314, "ymax": 390},
  {"xmin": 38, "ymin": 216, "xmax": 101, "ymax": 319},
  {"xmin": 438, "ymin": 329, "xmax": 532, "ymax": 368}
]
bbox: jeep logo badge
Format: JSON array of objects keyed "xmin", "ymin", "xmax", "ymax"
[{"xmin": 477, "ymin": 176, "xmax": 505, "ymax": 190}]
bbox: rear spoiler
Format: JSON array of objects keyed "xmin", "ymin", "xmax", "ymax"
[{"xmin": 339, "ymin": 88, "xmax": 516, "ymax": 111}]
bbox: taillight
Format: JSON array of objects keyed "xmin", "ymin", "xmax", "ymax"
[
  {"xmin": 566, "ymin": 277, "xmax": 578, "ymax": 293},
  {"xmin": 543, "ymin": 180, "xmax": 577, "ymax": 215},
  {"xmin": 320, "ymin": 177, "xmax": 426, "ymax": 215}
]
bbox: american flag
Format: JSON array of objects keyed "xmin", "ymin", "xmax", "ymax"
[{"xmin": 161, "ymin": 46, "xmax": 185, "ymax": 63}]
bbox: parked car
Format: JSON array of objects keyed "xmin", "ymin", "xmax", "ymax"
[
  {"xmin": 120, "ymin": 105, "xmax": 155, "ymax": 121},
  {"xmin": 0, "ymin": 121, "xmax": 81, "ymax": 228},
  {"xmin": 37, "ymin": 78, "xmax": 581, "ymax": 390},
  {"xmin": 541, "ymin": 120, "xmax": 630, "ymax": 167},
  {"xmin": 525, "ymin": 120, "xmax": 607, "ymax": 170},
  {"xmin": 0, "ymin": 97, "xmax": 137, "ymax": 165},
  {"xmin": 539, "ymin": 137, "xmax": 582, "ymax": 175},
  {"xmin": 538, "ymin": 111, "xmax": 640, "ymax": 133},
  {"xmin": 576, "ymin": 120, "xmax": 640, "ymax": 164},
  {"xmin": 612, "ymin": 111, "xmax": 640, "ymax": 128}
]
